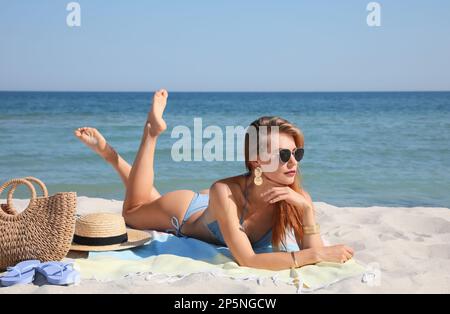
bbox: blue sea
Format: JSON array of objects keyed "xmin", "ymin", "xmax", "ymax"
[{"xmin": 0, "ymin": 91, "xmax": 449, "ymax": 207}]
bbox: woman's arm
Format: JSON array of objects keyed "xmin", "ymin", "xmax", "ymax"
[
  {"xmin": 209, "ymin": 182, "xmax": 353, "ymax": 270},
  {"xmin": 213, "ymin": 199, "xmax": 352, "ymax": 271},
  {"xmin": 260, "ymin": 187, "xmax": 324, "ymax": 250},
  {"xmin": 297, "ymin": 190, "xmax": 324, "ymax": 249},
  {"xmin": 244, "ymin": 249, "xmax": 319, "ymax": 271},
  {"xmin": 208, "ymin": 182, "xmax": 320, "ymax": 271}
]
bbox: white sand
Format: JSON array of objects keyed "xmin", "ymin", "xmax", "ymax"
[{"xmin": 1, "ymin": 196, "xmax": 449, "ymax": 294}]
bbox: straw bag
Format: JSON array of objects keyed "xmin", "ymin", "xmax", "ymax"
[{"xmin": 0, "ymin": 177, "xmax": 77, "ymax": 270}]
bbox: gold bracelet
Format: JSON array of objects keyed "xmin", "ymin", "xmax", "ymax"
[
  {"xmin": 290, "ymin": 251, "xmax": 299, "ymax": 268},
  {"xmin": 303, "ymin": 223, "xmax": 320, "ymax": 235}
]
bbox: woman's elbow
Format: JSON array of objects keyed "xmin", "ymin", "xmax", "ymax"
[{"xmin": 236, "ymin": 254, "xmax": 256, "ymax": 268}]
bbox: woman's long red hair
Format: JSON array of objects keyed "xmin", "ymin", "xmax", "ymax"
[{"xmin": 244, "ymin": 116, "xmax": 305, "ymax": 250}]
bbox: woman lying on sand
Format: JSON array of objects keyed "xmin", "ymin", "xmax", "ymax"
[{"xmin": 74, "ymin": 89, "xmax": 354, "ymax": 271}]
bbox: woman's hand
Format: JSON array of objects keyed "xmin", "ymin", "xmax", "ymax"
[
  {"xmin": 312, "ymin": 245, "xmax": 354, "ymax": 263},
  {"xmin": 261, "ymin": 187, "xmax": 312, "ymax": 211}
]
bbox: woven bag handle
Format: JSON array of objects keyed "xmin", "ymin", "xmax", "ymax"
[
  {"xmin": 6, "ymin": 176, "xmax": 48, "ymax": 200},
  {"xmin": 0, "ymin": 178, "xmax": 37, "ymax": 214}
]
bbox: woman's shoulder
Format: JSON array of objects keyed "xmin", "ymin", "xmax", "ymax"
[
  {"xmin": 210, "ymin": 173, "xmax": 248, "ymax": 205},
  {"xmin": 212, "ymin": 173, "xmax": 247, "ymax": 191}
]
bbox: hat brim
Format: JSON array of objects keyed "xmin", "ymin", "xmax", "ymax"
[{"xmin": 70, "ymin": 228, "xmax": 152, "ymax": 252}]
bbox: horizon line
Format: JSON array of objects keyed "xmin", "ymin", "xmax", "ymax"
[{"xmin": 1, "ymin": 89, "xmax": 450, "ymax": 93}]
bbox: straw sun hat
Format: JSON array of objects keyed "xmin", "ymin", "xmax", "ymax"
[{"xmin": 70, "ymin": 213, "xmax": 151, "ymax": 252}]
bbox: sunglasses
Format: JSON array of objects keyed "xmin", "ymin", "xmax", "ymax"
[{"xmin": 278, "ymin": 147, "xmax": 304, "ymax": 163}]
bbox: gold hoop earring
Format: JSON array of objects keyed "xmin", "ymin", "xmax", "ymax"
[{"xmin": 254, "ymin": 166, "xmax": 263, "ymax": 186}]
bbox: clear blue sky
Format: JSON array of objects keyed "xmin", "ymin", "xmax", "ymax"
[{"xmin": 1, "ymin": 0, "xmax": 449, "ymax": 91}]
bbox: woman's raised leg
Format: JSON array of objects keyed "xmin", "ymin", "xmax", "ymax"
[
  {"xmin": 74, "ymin": 127, "xmax": 161, "ymax": 200},
  {"xmin": 75, "ymin": 90, "xmax": 204, "ymax": 232},
  {"xmin": 123, "ymin": 89, "xmax": 168, "ymax": 211},
  {"xmin": 121, "ymin": 90, "xmax": 197, "ymax": 230}
]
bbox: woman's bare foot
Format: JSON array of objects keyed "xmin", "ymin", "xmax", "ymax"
[
  {"xmin": 74, "ymin": 127, "xmax": 117, "ymax": 163},
  {"xmin": 146, "ymin": 89, "xmax": 168, "ymax": 137}
]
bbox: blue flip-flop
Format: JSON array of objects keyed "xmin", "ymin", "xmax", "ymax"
[
  {"xmin": 36, "ymin": 261, "xmax": 80, "ymax": 286},
  {"xmin": 0, "ymin": 260, "xmax": 41, "ymax": 287}
]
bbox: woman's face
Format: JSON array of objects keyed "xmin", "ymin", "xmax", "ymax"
[{"xmin": 258, "ymin": 132, "xmax": 299, "ymax": 186}]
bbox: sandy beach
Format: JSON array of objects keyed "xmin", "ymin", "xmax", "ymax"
[
  {"xmin": 1, "ymin": 196, "xmax": 449, "ymax": 294},
  {"xmin": 2, "ymin": 0, "xmax": 450, "ymax": 298}
]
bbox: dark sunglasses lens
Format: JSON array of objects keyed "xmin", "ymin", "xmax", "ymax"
[
  {"xmin": 294, "ymin": 148, "xmax": 304, "ymax": 161},
  {"xmin": 279, "ymin": 149, "xmax": 291, "ymax": 163}
]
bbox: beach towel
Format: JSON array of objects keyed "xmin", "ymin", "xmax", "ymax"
[{"xmin": 73, "ymin": 230, "xmax": 368, "ymax": 293}]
